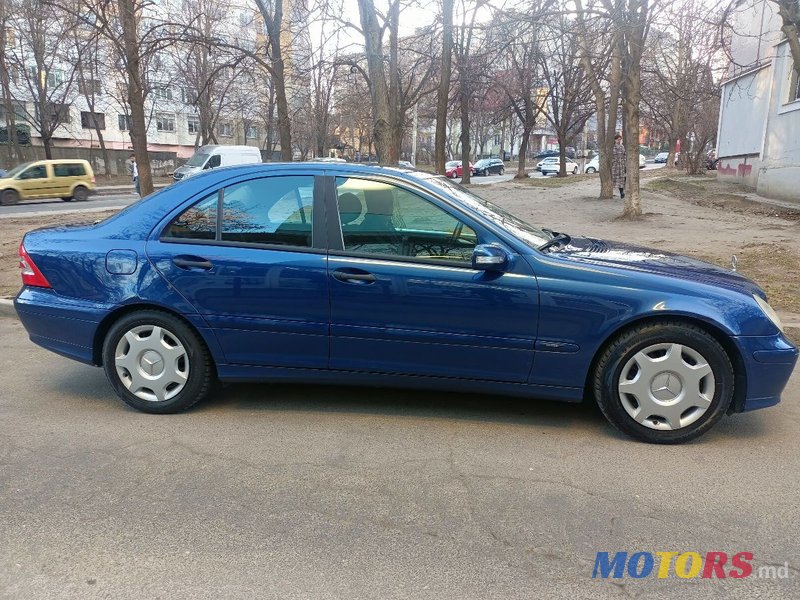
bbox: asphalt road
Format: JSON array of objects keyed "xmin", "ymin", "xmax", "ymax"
[{"xmin": 1, "ymin": 316, "xmax": 798, "ymax": 599}]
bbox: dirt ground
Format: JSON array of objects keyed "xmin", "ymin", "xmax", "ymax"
[{"xmin": 2, "ymin": 172, "xmax": 799, "ymax": 339}]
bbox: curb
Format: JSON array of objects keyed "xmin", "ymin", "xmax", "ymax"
[{"xmin": 0, "ymin": 298, "xmax": 16, "ymax": 319}]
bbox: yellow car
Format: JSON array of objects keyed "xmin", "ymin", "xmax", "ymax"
[{"xmin": 0, "ymin": 159, "xmax": 96, "ymax": 205}]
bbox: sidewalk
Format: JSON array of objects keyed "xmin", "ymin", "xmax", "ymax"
[{"xmin": 95, "ymin": 182, "xmax": 170, "ymax": 195}]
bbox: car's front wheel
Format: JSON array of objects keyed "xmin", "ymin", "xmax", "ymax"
[
  {"xmin": 593, "ymin": 322, "xmax": 734, "ymax": 444},
  {"xmin": 499, "ymin": 168, "xmax": 504, "ymax": 175},
  {"xmin": 102, "ymin": 310, "xmax": 215, "ymax": 413},
  {"xmin": 586, "ymin": 167, "xmax": 596, "ymax": 174}
]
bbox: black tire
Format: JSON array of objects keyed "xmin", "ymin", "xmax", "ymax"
[
  {"xmin": 593, "ymin": 322, "xmax": 734, "ymax": 444},
  {"xmin": 102, "ymin": 310, "xmax": 215, "ymax": 414},
  {"xmin": 72, "ymin": 186, "xmax": 88, "ymax": 202},
  {"xmin": 1, "ymin": 189, "xmax": 20, "ymax": 205},
  {"xmin": 572, "ymin": 166, "xmax": 578, "ymax": 175},
  {"xmin": 586, "ymin": 167, "xmax": 596, "ymax": 174},
  {"xmin": 61, "ymin": 197, "xmax": 74, "ymax": 202},
  {"xmin": 499, "ymin": 168, "xmax": 504, "ymax": 175}
]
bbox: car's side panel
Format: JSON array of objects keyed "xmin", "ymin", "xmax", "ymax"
[{"xmin": 523, "ymin": 254, "xmax": 776, "ymax": 389}]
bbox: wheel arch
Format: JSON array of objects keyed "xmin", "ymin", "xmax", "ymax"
[
  {"xmin": 92, "ymin": 302, "xmax": 218, "ymax": 370},
  {"xmin": 583, "ymin": 313, "xmax": 747, "ymax": 414}
]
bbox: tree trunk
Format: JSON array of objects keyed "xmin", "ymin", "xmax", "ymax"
[
  {"xmin": 557, "ymin": 133, "xmax": 568, "ymax": 177},
  {"xmin": 256, "ymin": 0, "xmax": 292, "ymax": 161},
  {"xmin": 357, "ymin": 0, "xmax": 393, "ymax": 163},
  {"xmin": 43, "ymin": 137, "xmax": 52, "ymax": 159},
  {"xmin": 119, "ymin": 0, "xmax": 153, "ymax": 196},
  {"xmin": 621, "ymin": 59, "xmax": 642, "ymax": 218},
  {"xmin": 516, "ymin": 124, "xmax": 533, "ymax": 179},
  {"xmin": 459, "ymin": 82, "xmax": 471, "ymax": 184}
]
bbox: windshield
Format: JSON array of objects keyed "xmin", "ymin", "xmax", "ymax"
[
  {"xmin": 445, "ymin": 161, "xmax": 460, "ymax": 167},
  {"xmin": 5, "ymin": 162, "xmax": 33, "ymax": 178},
  {"xmin": 422, "ymin": 175, "xmax": 550, "ymax": 248},
  {"xmin": 185, "ymin": 153, "xmax": 210, "ymax": 167}
]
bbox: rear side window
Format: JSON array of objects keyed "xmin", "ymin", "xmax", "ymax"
[
  {"xmin": 53, "ymin": 163, "xmax": 86, "ymax": 177},
  {"xmin": 164, "ymin": 176, "xmax": 314, "ymax": 248}
]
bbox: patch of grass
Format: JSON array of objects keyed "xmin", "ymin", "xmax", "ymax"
[
  {"xmin": 688, "ymin": 245, "xmax": 800, "ymax": 314},
  {"xmin": 645, "ymin": 177, "xmax": 706, "ymax": 195}
]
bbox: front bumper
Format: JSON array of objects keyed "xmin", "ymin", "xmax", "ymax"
[{"xmin": 733, "ymin": 333, "xmax": 798, "ymax": 412}]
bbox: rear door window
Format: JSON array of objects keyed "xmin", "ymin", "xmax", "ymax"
[
  {"xmin": 53, "ymin": 163, "xmax": 86, "ymax": 177},
  {"xmin": 164, "ymin": 176, "xmax": 315, "ymax": 248}
]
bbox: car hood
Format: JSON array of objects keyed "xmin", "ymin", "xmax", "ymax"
[{"xmin": 549, "ymin": 236, "xmax": 764, "ymax": 297}]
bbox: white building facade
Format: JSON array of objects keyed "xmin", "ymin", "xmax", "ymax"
[{"xmin": 717, "ymin": 0, "xmax": 800, "ymax": 200}]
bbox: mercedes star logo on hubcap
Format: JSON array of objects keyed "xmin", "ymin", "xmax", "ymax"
[{"xmin": 650, "ymin": 372, "xmax": 682, "ymax": 401}]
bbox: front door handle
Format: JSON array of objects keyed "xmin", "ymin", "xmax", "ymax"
[
  {"xmin": 332, "ymin": 269, "xmax": 376, "ymax": 284},
  {"xmin": 173, "ymin": 256, "xmax": 213, "ymax": 270}
]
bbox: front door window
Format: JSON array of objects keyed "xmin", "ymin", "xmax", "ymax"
[{"xmin": 335, "ymin": 177, "xmax": 477, "ymax": 263}]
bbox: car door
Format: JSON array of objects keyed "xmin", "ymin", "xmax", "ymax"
[
  {"xmin": 16, "ymin": 164, "xmax": 50, "ymax": 198},
  {"xmin": 146, "ymin": 173, "xmax": 330, "ymax": 368},
  {"xmin": 327, "ymin": 175, "xmax": 539, "ymax": 382}
]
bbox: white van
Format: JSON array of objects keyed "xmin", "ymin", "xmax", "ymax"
[{"xmin": 172, "ymin": 145, "xmax": 262, "ymax": 181}]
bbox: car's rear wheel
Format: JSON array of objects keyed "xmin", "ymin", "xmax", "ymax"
[
  {"xmin": 593, "ymin": 322, "xmax": 734, "ymax": 444},
  {"xmin": 572, "ymin": 166, "xmax": 579, "ymax": 175},
  {"xmin": 72, "ymin": 186, "xmax": 88, "ymax": 202},
  {"xmin": 1, "ymin": 189, "xmax": 20, "ymax": 205},
  {"xmin": 586, "ymin": 167, "xmax": 596, "ymax": 174},
  {"xmin": 102, "ymin": 310, "xmax": 215, "ymax": 414}
]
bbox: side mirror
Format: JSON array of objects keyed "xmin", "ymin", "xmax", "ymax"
[{"xmin": 471, "ymin": 244, "xmax": 510, "ymax": 272}]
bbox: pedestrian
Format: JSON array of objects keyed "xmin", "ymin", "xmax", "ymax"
[
  {"xmin": 130, "ymin": 153, "xmax": 141, "ymax": 197},
  {"xmin": 612, "ymin": 133, "xmax": 626, "ymax": 199}
]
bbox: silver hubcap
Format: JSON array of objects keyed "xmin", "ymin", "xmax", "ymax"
[
  {"xmin": 618, "ymin": 343, "xmax": 715, "ymax": 431},
  {"xmin": 114, "ymin": 325, "xmax": 189, "ymax": 402}
]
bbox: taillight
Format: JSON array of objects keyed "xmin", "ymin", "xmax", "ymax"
[
  {"xmin": 19, "ymin": 243, "xmax": 51, "ymax": 288},
  {"xmin": 91, "ymin": 175, "xmax": 96, "ymax": 183}
]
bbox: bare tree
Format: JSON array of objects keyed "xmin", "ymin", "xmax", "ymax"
[
  {"xmin": 538, "ymin": 14, "xmax": 594, "ymax": 177},
  {"xmin": 575, "ymin": 0, "xmax": 622, "ymax": 198},
  {"xmin": 454, "ymin": 0, "xmax": 485, "ymax": 184},
  {"xmin": 435, "ymin": 0, "xmax": 454, "ymax": 173},
  {"xmin": 5, "ymin": 0, "xmax": 79, "ymax": 159},
  {"xmin": 254, "ymin": 0, "xmax": 292, "ymax": 161},
  {"xmin": 492, "ymin": 10, "xmax": 547, "ymax": 179}
]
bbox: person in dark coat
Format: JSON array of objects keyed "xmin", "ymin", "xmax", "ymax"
[{"xmin": 612, "ymin": 134, "xmax": 626, "ymax": 199}]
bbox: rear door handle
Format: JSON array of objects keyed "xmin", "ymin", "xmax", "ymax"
[
  {"xmin": 173, "ymin": 256, "xmax": 213, "ymax": 270},
  {"xmin": 332, "ymin": 269, "xmax": 376, "ymax": 284}
]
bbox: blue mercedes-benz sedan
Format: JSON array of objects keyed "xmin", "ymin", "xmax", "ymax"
[{"xmin": 14, "ymin": 164, "xmax": 797, "ymax": 443}]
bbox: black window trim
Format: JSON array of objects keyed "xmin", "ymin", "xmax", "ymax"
[{"xmin": 159, "ymin": 173, "xmax": 327, "ymax": 252}]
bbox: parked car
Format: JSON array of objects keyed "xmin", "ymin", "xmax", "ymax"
[
  {"xmin": 654, "ymin": 152, "xmax": 669, "ymax": 164},
  {"xmin": 584, "ymin": 156, "xmax": 600, "ymax": 174},
  {"xmin": 173, "ymin": 145, "xmax": 262, "ymax": 181},
  {"xmin": 15, "ymin": 164, "xmax": 796, "ymax": 443},
  {"xmin": 539, "ymin": 157, "xmax": 579, "ymax": 175},
  {"xmin": 445, "ymin": 160, "xmax": 474, "ymax": 178},
  {"xmin": 312, "ymin": 157, "xmax": 347, "ymax": 163},
  {"xmin": 534, "ymin": 150, "xmax": 560, "ymax": 163},
  {"xmin": 473, "ymin": 158, "xmax": 505, "ymax": 176},
  {"xmin": 583, "ymin": 154, "xmax": 646, "ymax": 174},
  {"xmin": 397, "ymin": 160, "xmax": 414, "ymax": 169},
  {"xmin": 0, "ymin": 159, "xmax": 96, "ymax": 205}
]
